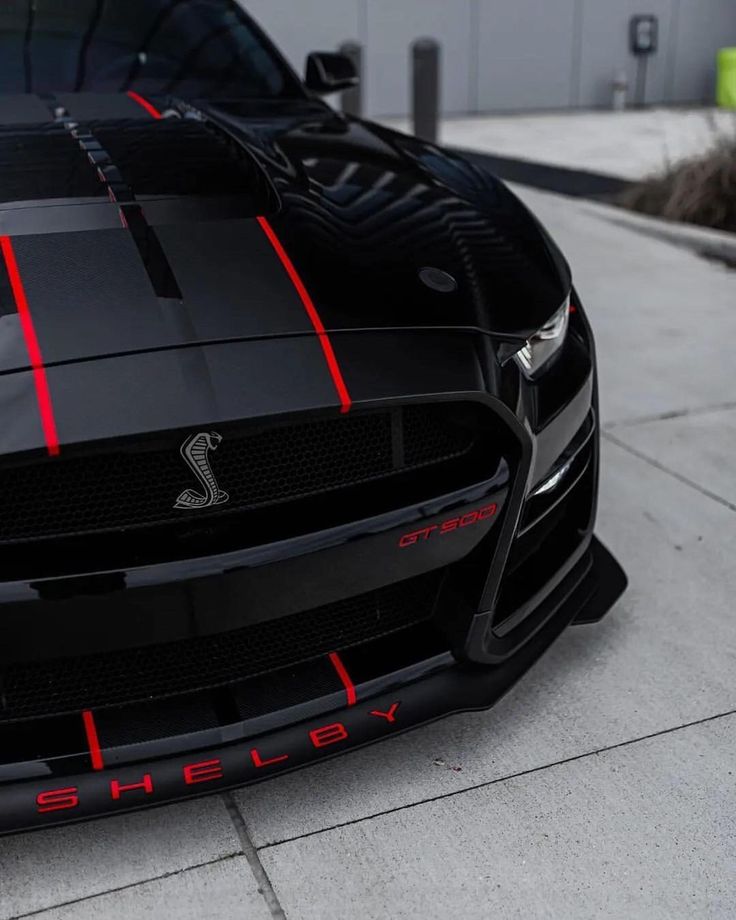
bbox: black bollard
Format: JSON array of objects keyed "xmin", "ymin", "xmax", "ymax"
[
  {"xmin": 339, "ymin": 41, "xmax": 363, "ymax": 117},
  {"xmin": 412, "ymin": 38, "xmax": 440, "ymax": 143}
]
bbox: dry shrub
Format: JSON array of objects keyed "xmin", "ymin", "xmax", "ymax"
[{"xmin": 620, "ymin": 141, "xmax": 736, "ymax": 233}]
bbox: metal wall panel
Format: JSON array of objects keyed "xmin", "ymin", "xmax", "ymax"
[
  {"xmin": 476, "ymin": 0, "xmax": 578, "ymax": 111},
  {"xmin": 363, "ymin": 0, "xmax": 474, "ymax": 116},
  {"xmin": 239, "ymin": 1, "xmax": 735, "ymax": 116},
  {"xmin": 667, "ymin": 0, "xmax": 735, "ymax": 103},
  {"xmin": 577, "ymin": 0, "xmax": 675, "ymax": 107},
  {"xmin": 244, "ymin": 0, "xmax": 362, "ymax": 83}
]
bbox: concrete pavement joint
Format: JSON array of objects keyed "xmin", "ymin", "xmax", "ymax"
[
  {"xmin": 603, "ymin": 431, "xmax": 736, "ymax": 513},
  {"xmin": 222, "ymin": 792, "xmax": 287, "ymax": 920},
  {"xmin": 6, "ymin": 853, "xmax": 242, "ymax": 920},
  {"xmin": 255, "ymin": 706, "xmax": 736, "ymax": 852},
  {"xmin": 603, "ymin": 400, "xmax": 736, "ymax": 430}
]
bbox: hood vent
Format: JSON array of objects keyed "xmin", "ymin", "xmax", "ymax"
[
  {"xmin": 0, "ymin": 124, "xmax": 103, "ymax": 203},
  {"xmin": 91, "ymin": 117, "xmax": 278, "ymax": 210}
]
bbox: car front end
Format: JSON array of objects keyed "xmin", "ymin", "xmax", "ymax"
[{"xmin": 0, "ymin": 0, "xmax": 626, "ymax": 834}]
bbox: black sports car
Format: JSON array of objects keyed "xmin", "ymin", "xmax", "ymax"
[{"xmin": 0, "ymin": 1, "xmax": 626, "ymax": 834}]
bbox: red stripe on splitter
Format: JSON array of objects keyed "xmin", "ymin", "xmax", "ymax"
[
  {"xmin": 82, "ymin": 710, "xmax": 105, "ymax": 771},
  {"xmin": 256, "ymin": 216, "xmax": 352, "ymax": 414},
  {"xmin": 0, "ymin": 236, "xmax": 60, "ymax": 457},
  {"xmin": 126, "ymin": 91, "xmax": 163, "ymax": 120},
  {"xmin": 328, "ymin": 652, "xmax": 357, "ymax": 706}
]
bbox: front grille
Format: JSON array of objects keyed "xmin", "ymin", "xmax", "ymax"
[
  {"xmin": 0, "ymin": 570, "xmax": 444, "ymax": 722},
  {"xmin": 0, "ymin": 404, "xmax": 480, "ymax": 545}
]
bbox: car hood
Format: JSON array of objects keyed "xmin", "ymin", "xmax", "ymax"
[{"xmin": 0, "ymin": 92, "xmax": 570, "ymax": 374}]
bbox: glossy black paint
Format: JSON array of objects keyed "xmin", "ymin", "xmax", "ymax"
[
  {"xmin": 0, "ymin": 537, "xmax": 625, "ymax": 836},
  {"xmin": 0, "ymin": 95, "xmax": 570, "ymax": 378},
  {"xmin": 0, "ymin": 9, "xmax": 626, "ymax": 834}
]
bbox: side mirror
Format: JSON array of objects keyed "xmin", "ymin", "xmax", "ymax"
[{"xmin": 305, "ymin": 52, "xmax": 359, "ymax": 95}]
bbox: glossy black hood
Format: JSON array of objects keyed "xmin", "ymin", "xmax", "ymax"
[
  {"xmin": 0, "ymin": 93, "xmax": 570, "ymax": 375},
  {"xmin": 204, "ymin": 98, "xmax": 571, "ymax": 341}
]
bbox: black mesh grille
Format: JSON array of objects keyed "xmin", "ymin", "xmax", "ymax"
[
  {"xmin": 0, "ymin": 570, "xmax": 444, "ymax": 722},
  {"xmin": 403, "ymin": 404, "xmax": 471, "ymax": 466},
  {"xmin": 0, "ymin": 405, "xmax": 477, "ymax": 544}
]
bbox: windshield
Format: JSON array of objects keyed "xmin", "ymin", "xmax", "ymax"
[{"xmin": 0, "ymin": 0, "xmax": 302, "ymax": 99}]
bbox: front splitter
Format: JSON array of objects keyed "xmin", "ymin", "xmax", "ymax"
[{"xmin": 0, "ymin": 536, "xmax": 625, "ymax": 835}]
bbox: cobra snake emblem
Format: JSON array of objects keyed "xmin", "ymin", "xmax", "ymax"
[{"xmin": 174, "ymin": 431, "xmax": 230, "ymax": 510}]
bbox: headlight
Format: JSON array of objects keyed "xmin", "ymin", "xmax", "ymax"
[{"xmin": 514, "ymin": 296, "xmax": 570, "ymax": 379}]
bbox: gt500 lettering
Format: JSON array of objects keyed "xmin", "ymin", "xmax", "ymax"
[{"xmin": 398, "ymin": 503, "xmax": 498, "ymax": 548}]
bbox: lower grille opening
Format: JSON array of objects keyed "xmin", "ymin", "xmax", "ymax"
[
  {"xmin": 0, "ymin": 569, "xmax": 446, "ymax": 723},
  {"xmin": 0, "ymin": 615, "xmax": 453, "ymax": 776}
]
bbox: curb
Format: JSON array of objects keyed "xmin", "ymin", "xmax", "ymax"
[
  {"xmin": 577, "ymin": 199, "xmax": 736, "ymax": 266},
  {"xmin": 451, "ymin": 147, "xmax": 630, "ymax": 200},
  {"xmin": 445, "ymin": 147, "xmax": 736, "ymax": 265}
]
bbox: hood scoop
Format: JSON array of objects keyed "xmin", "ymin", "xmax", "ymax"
[
  {"xmin": 0, "ymin": 112, "xmax": 280, "ymax": 234},
  {"xmin": 0, "ymin": 109, "xmax": 282, "ymax": 317}
]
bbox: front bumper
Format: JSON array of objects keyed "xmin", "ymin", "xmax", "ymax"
[
  {"xmin": 0, "ymin": 301, "xmax": 627, "ymax": 835},
  {"xmin": 0, "ymin": 537, "xmax": 625, "ymax": 835}
]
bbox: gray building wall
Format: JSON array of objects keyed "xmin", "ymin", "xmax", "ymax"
[{"xmin": 242, "ymin": 0, "xmax": 735, "ymax": 117}]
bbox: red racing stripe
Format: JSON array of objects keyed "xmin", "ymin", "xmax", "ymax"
[
  {"xmin": 0, "ymin": 236, "xmax": 60, "ymax": 457},
  {"xmin": 328, "ymin": 651, "xmax": 357, "ymax": 706},
  {"xmin": 82, "ymin": 709, "xmax": 105, "ymax": 771},
  {"xmin": 126, "ymin": 91, "xmax": 163, "ymax": 120},
  {"xmin": 256, "ymin": 216, "xmax": 352, "ymax": 414}
]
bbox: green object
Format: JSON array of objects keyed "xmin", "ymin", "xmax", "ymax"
[{"xmin": 717, "ymin": 47, "xmax": 736, "ymax": 108}]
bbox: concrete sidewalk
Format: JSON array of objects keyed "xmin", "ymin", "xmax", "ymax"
[
  {"xmin": 1, "ymin": 186, "xmax": 734, "ymax": 920},
  {"xmin": 384, "ymin": 107, "xmax": 736, "ymax": 180}
]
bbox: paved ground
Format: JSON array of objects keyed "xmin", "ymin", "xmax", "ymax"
[
  {"xmin": 384, "ymin": 107, "xmax": 736, "ymax": 180},
  {"xmin": 2, "ymin": 184, "xmax": 735, "ymax": 919}
]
